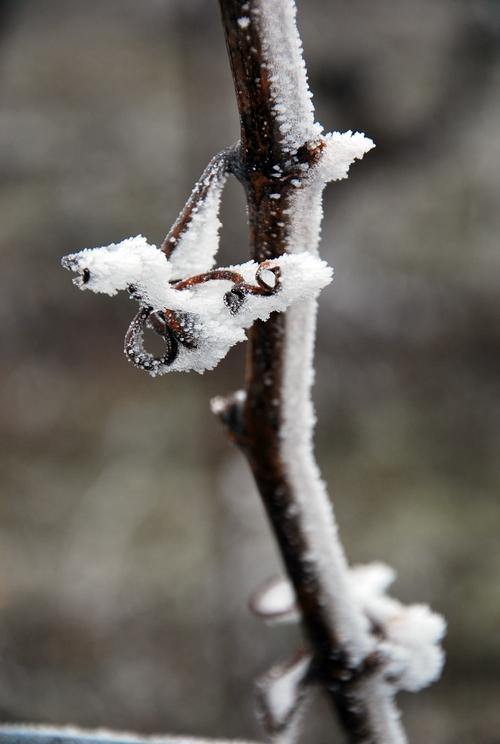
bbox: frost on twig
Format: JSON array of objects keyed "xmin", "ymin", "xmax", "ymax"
[
  {"xmin": 249, "ymin": 576, "xmax": 299, "ymax": 625},
  {"xmin": 62, "ymin": 234, "xmax": 332, "ymax": 375},
  {"xmin": 161, "ymin": 148, "xmax": 232, "ymax": 277},
  {"xmin": 217, "ymin": 2, "xmax": 446, "ymax": 741},
  {"xmin": 350, "ymin": 564, "xmax": 446, "ymax": 693},
  {"xmin": 256, "ymin": 652, "xmax": 313, "ymax": 744},
  {"xmin": 61, "ymin": 141, "xmax": 332, "ymax": 376},
  {"xmin": 250, "ymin": 564, "xmax": 446, "ymax": 694}
]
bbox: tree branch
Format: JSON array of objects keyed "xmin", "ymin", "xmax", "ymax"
[
  {"xmin": 60, "ymin": 2, "xmax": 444, "ymax": 739},
  {"xmin": 215, "ymin": 2, "xmax": 407, "ymax": 742}
]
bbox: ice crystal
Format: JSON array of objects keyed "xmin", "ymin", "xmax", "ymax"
[
  {"xmin": 62, "ymin": 237, "xmax": 332, "ymax": 375},
  {"xmin": 251, "ymin": 564, "xmax": 446, "ymax": 693}
]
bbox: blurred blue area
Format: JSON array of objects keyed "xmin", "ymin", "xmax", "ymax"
[{"xmin": 0, "ymin": 727, "xmax": 249, "ymax": 744}]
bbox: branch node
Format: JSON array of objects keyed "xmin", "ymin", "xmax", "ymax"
[{"xmin": 210, "ymin": 390, "xmax": 247, "ymax": 446}]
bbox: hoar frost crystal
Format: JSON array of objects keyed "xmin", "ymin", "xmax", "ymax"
[
  {"xmin": 62, "ymin": 235, "xmax": 332, "ymax": 375},
  {"xmin": 61, "ymin": 129, "xmax": 373, "ymax": 377}
]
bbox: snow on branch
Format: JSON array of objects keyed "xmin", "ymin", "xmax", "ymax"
[
  {"xmin": 249, "ymin": 576, "xmax": 299, "ymax": 625},
  {"xmin": 255, "ymin": 0, "xmax": 374, "ymax": 174},
  {"xmin": 62, "ymin": 235, "xmax": 332, "ymax": 375},
  {"xmin": 216, "ymin": 3, "xmax": 445, "ymax": 741},
  {"xmin": 161, "ymin": 148, "xmax": 233, "ymax": 277},
  {"xmin": 250, "ymin": 564, "xmax": 446, "ymax": 694},
  {"xmin": 256, "ymin": 652, "xmax": 313, "ymax": 744},
  {"xmin": 351, "ymin": 565, "xmax": 446, "ymax": 693},
  {"xmin": 256, "ymin": 0, "xmax": 322, "ymax": 151}
]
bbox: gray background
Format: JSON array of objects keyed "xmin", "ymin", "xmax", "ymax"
[{"xmin": 0, "ymin": 1, "xmax": 499, "ymax": 742}]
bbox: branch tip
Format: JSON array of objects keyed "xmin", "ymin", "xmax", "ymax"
[{"xmin": 210, "ymin": 390, "xmax": 247, "ymax": 444}]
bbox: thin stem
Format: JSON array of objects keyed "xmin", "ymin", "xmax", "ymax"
[{"xmin": 160, "ymin": 147, "xmax": 236, "ymax": 258}]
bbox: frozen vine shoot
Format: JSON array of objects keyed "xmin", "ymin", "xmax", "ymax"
[{"xmin": 61, "ymin": 1, "xmax": 445, "ymax": 743}]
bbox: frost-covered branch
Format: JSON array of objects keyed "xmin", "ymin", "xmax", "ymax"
[
  {"xmin": 256, "ymin": 651, "xmax": 313, "ymax": 744},
  {"xmin": 60, "ymin": 1, "xmax": 445, "ymax": 742},
  {"xmin": 250, "ymin": 565, "xmax": 446, "ymax": 693},
  {"xmin": 160, "ymin": 147, "xmax": 235, "ymax": 276},
  {"xmin": 214, "ymin": 1, "xmax": 444, "ymax": 743}
]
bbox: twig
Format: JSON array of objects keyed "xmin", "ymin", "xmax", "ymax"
[
  {"xmin": 160, "ymin": 148, "xmax": 236, "ymax": 259},
  {"xmin": 214, "ymin": 2, "xmax": 406, "ymax": 742}
]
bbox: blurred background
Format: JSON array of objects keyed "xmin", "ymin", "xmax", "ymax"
[{"xmin": 0, "ymin": 1, "xmax": 499, "ymax": 742}]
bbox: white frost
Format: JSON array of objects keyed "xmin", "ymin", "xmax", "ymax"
[
  {"xmin": 249, "ymin": 576, "xmax": 298, "ymax": 624},
  {"xmin": 318, "ymin": 130, "xmax": 375, "ymax": 183},
  {"xmin": 369, "ymin": 601, "xmax": 446, "ymax": 693},
  {"xmin": 257, "ymin": 0, "xmax": 322, "ymax": 151},
  {"xmin": 273, "ymin": 130, "xmax": 376, "ymax": 676},
  {"xmin": 251, "ymin": 563, "xmax": 445, "ymax": 694},
  {"xmin": 62, "ymin": 238, "xmax": 332, "ymax": 375},
  {"xmin": 255, "ymin": 0, "xmax": 375, "ymax": 171},
  {"xmin": 350, "ymin": 562, "xmax": 397, "ymax": 603},
  {"xmin": 62, "ymin": 235, "xmax": 172, "ymax": 302},
  {"xmin": 358, "ymin": 679, "xmax": 407, "ymax": 744},
  {"xmin": 168, "ymin": 163, "xmax": 228, "ymax": 278},
  {"xmin": 257, "ymin": 653, "xmax": 311, "ymax": 743},
  {"xmin": 254, "ymin": 0, "xmax": 378, "ymax": 678},
  {"xmin": 280, "ymin": 254, "xmax": 375, "ymax": 664},
  {"xmin": 271, "ymin": 107, "xmax": 399, "ymax": 744},
  {"xmin": 352, "ymin": 563, "xmax": 446, "ymax": 692}
]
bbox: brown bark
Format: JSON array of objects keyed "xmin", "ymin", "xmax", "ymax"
[{"xmin": 215, "ymin": 1, "xmax": 383, "ymax": 741}]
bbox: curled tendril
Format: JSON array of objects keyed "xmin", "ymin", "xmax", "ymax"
[
  {"xmin": 124, "ymin": 261, "xmax": 282, "ymax": 371},
  {"xmin": 255, "ymin": 261, "xmax": 281, "ymax": 292},
  {"xmin": 124, "ymin": 306, "xmax": 179, "ymax": 373},
  {"xmin": 224, "ymin": 261, "xmax": 282, "ymax": 314}
]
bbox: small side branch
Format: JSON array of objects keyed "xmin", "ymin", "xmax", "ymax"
[{"xmin": 160, "ymin": 147, "xmax": 235, "ymax": 258}]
